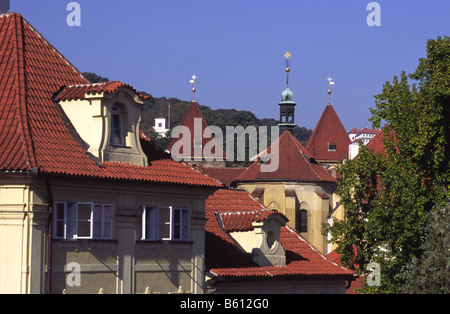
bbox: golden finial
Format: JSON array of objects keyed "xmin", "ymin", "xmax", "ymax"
[
  {"xmin": 189, "ymin": 75, "xmax": 197, "ymax": 102},
  {"xmin": 284, "ymin": 52, "xmax": 292, "ymax": 87},
  {"xmin": 284, "ymin": 52, "xmax": 291, "ymax": 72}
]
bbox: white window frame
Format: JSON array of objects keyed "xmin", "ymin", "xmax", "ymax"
[
  {"xmin": 76, "ymin": 202, "xmax": 94, "ymax": 239},
  {"xmin": 328, "ymin": 142, "xmax": 337, "ymax": 152},
  {"xmin": 141, "ymin": 206, "xmax": 159, "ymax": 241},
  {"xmin": 172, "ymin": 207, "xmax": 190, "ymax": 242},
  {"xmin": 53, "ymin": 202, "xmax": 113, "ymax": 240},
  {"xmin": 93, "ymin": 203, "xmax": 113, "ymax": 240},
  {"xmin": 141, "ymin": 206, "xmax": 190, "ymax": 241}
]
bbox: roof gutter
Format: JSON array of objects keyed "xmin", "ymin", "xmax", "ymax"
[{"xmin": 45, "ymin": 175, "xmax": 54, "ymax": 294}]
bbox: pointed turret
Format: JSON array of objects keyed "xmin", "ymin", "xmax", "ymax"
[
  {"xmin": 167, "ymin": 78, "xmax": 227, "ymax": 167},
  {"xmin": 305, "ymin": 79, "xmax": 351, "ymax": 169}
]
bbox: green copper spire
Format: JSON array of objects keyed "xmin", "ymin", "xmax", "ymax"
[{"xmin": 281, "ymin": 52, "xmax": 294, "ymax": 103}]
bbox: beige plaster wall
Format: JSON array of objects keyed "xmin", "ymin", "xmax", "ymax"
[{"xmin": 0, "ymin": 175, "xmax": 214, "ymax": 294}]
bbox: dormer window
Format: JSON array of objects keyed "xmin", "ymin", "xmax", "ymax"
[
  {"xmin": 328, "ymin": 142, "xmax": 336, "ymax": 152},
  {"xmin": 111, "ymin": 106, "xmax": 124, "ymax": 146}
]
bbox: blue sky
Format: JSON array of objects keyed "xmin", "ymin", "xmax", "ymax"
[{"xmin": 11, "ymin": 1, "xmax": 450, "ymax": 131}]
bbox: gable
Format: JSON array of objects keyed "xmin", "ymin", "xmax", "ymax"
[
  {"xmin": 55, "ymin": 82, "xmax": 149, "ymax": 166},
  {"xmin": 167, "ymin": 101, "xmax": 227, "ymax": 161},
  {"xmin": 233, "ymin": 131, "xmax": 337, "ymax": 183}
]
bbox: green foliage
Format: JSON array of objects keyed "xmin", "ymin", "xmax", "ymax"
[
  {"xmin": 139, "ymin": 96, "xmax": 312, "ymax": 157},
  {"xmin": 83, "ymin": 72, "xmax": 109, "ymax": 83},
  {"xmin": 82, "ymin": 71, "xmax": 313, "ymax": 154},
  {"xmin": 327, "ymin": 36, "xmax": 450, "ymax": 293},
  {"xmin": 399, "ymin": 202, "xmax": 450, "ymax": 294}
]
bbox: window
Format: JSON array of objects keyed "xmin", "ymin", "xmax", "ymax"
[
  {"xmin": 297, "ymin": 209, "xmax": 308, "ymax": 233},
  {"xmin": 110, "ymin": 106, "xmax": 124, "ymax": 146},
  {"xmin": 266, "ymin": 231, "xmax": 276, "ymax": 250},
  {"xmin": 328, "ymin": 142, "xmax": 336, "ymax": 152},
  {"xmin": 141, "ymin": 206, "xmax": 189, "ymax": 241},
  {"xmin": 54, "ymin": 202, "xmax": 113, "ymax": 240},
  {"xmin": 173, "ymin": 208, "xmax": 189, "ymax": 241},
  {"xmin": 77, "ymin": 202, "xmax": 93, "ymax": 239},
  {"xmin": 94, "ymin": 204, "xmax": 113, "ymax": 239}
]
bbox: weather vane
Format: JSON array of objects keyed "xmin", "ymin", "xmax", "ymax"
[
  {"xmin": 328, "ymin": 77, "xmax": 335, "ymax": 104},
  {"xmin": 284, "ymin": 52, "xmax": 292, "ymax": 88},
  {"xmin": 189, "ymin": 75, "xmax": 197, "ymax": 102}
]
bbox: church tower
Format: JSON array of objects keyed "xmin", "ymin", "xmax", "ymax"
[{"xmin": 278, "ymin": 52, "xmax": 297, "ymax": 134}]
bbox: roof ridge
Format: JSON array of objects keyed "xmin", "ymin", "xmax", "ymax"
[
  {"xmin": 20, "ymin": 14, "xmax": 88, "ymax": 83},
  {"xmin": 13, "ymin": 13, "xmax": 37, "ymax": 170},
  {"xmin": 285, "ymin": 132, "xmax": 322, "ymax": 181},
  {"xmin": 284, "ymin": 225, "xmax": 353, "ymax": 272}
]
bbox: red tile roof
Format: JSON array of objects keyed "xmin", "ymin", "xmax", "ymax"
[
  {"xmin": 205, "ymin": 189, "xmax": 355, "ymax": 279},
  {"xmin": 232, "ymin": 131, "xmax": 337, "ymax": 183},
  {"xmin": 53, "ymin": 81, "xmax": 150, "ymax": 102},
  {"xmin": 349, "ymin": 127, "xmax": 380, "ymax": 136},
  {"xmin": 0, "ymin": 13, "xmax": 221, "ymax": 188},
  {"xmin": 167, "ymin": 101, "xmax": 227, "ymax": 160},
  {"xmin": 306, "ymin": 104, "xmax": 351, "ymax": 162},
  {"xmin": 326, "ymin": 249, "xmax": 364, "ymax": 294},
  {"xmin": 202, "ymin": 167, "xmax": 246, "ymax": 186},
  {"xmin": 0, "ymin": 13, "xmax": 89, "ymax": 172},
  {"xmin": 362, "ymin": 125, "xmax": 397, "ymax": 157},
  {"xmin": 207, "ymin": 189, "xmax": 287, "ymax": 232}
]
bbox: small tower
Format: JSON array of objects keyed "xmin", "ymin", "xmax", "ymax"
[{"xmin": 278, "ymin": 52, "xmax": 297, "ymax": 134}]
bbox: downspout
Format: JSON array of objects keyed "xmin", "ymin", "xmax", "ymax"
[{"xmin": 45, "ymin": 175, "xmax": 54, "ymax": 294}]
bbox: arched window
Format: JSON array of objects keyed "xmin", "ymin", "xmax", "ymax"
[
  {"xmin": 110, "ymin": 106, "xmax": 124, "ymax": 146},
  {"xmin": 297, "ymin": 209, "xmax": 308, "ymax": 233}
]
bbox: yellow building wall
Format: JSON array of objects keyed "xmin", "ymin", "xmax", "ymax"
[
  {"xmin": 0, "ymin": 177, "xmax": 49, "ymax": 294},
  {"xmin": 236, "ymin": 181, "xmax": 338, "ymax": 254},
  {"xmin": 0, "ymin": 175, "xmax": 213, "ymax": 294}
]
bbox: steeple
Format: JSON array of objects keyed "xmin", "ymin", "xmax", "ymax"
[{"xmin": 278, "ymin": 52, "xmax": 297, "ymax": 134}]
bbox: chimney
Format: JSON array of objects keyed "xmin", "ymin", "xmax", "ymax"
[{"xmin": 0, "ymin": 0, "xmax": 9, "ymax": 14}]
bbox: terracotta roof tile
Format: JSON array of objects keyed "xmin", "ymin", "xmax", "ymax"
[
  {"xmin": 202, "ymin": 167, "xmax": 246, "ymax": 186},
  {"xmin": 53, "ymin": 81, "xmax": 150, "ymax": 102},
  {"xmin": 306, "ymin": 105, "xmax": 351, "ymax": 162},
  {"xmin": 205, "ymin": 189, "xmax": 355, "ymax": 278},
  {"xmin": 0, "ymin": 13, "xmax": 221, "ymax": 188},
  {"xmin": 167, "ymin": 101, "xmax": 227, "ymax": 160},
  {"xmin": 362, "ymin": 125, "xmax": 397, "ymax": 157},
  {"xmin": 233, "ymin": 131, "xmax": 337, "ymax": 183}
]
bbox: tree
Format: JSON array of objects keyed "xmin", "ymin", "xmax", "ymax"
[
  {"xmin": 400, "ymin": 202, "xmax": 450, "ymax": 294},
  {"xmin": 327, "ymin": 36, "xmax": 450, "ymax": 293},
  {"xmin": 83, "ymin": 72, "xmax": 109, "ymax": 83}
]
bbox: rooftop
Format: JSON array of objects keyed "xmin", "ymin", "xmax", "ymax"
[
  {"xmin": 205, "ymin": 189, "xmax": 355, "ymax": 278},
  {"xmin": 0, "ymin": 13, "xmax": 221, "ymax": 188},
  {"xmin": 306, "ymin": 104, "xmax": 351, "ymax": 162},
  {"xmin": 232, "ymin": 130, "xmax": 337, "ymax": 183}
]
